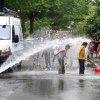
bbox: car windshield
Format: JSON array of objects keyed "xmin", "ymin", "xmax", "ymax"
[{"xmin": 0, "ymin": 25, "xmax": 10, "ymax": 40}]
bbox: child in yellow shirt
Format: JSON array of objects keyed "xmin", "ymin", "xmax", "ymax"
[{"xmin": 78, "ymin": 42, "xmax": 88, "ymax": 75}]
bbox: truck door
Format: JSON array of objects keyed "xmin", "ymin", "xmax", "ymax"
[{"xmin": 12, "ymin": 25, "xmax": 19, "ymax": 52}]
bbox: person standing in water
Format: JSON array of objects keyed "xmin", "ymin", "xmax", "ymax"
[
  {"xmin": 42, "ymin": 48, "xmax": 51, "ymax": 69},
  {"xmin": 54, "ymin": 44, "xmax": 71, "ymax": 74},
  {"xmin": 33, "ymin": 52, "xmax": 40, "ymax": 66},
  {"xmin": 88, "ymin": 41, "xmax": 94, "ymax": 58},
  {"xmin": 78, "ymin": 42, "xmax": 88, "ymax": 75},
  {"xmin": 94, "ymin": 35, "xmax": 100, "ymax": 58}
]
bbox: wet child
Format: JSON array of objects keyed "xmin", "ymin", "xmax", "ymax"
[
  {"xmin": 78, "ymin": 42, "xmax": 88, "ymax": 75},
  {"xmin": 54, "ymin": 44, "xmax": 71, "ymax": 74},
  {"xmin": 33, "ymin": 52, "xmax": 40, "ymax": 66},
  {"xmin": 89, "ymin": 41, "xmax": 94, "ymax": 58},
  {"xmin": 41, "ymin": 49, "xmax": 51, "ymax": 69}
]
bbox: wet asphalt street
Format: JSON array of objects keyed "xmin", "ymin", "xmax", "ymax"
[
  {"xmin": 0, "ymin": 56, "xmax": 100, "ymax": 100},
  {"xmin": 0, "ymin": 67, "xmax": 100, "ymax": 100}
]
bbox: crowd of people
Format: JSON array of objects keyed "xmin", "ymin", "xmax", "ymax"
[
  {"xmin": 88, "ymin": 35, "xmax": 100, "ymax": 59},
  {"xmin": 30, "ymin": 34, "xmax": 100, "ymax": 76}
]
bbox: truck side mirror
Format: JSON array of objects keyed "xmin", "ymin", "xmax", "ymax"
[
  {"xmin": 2, "ymin": 25, "xmax": 6, "ymax": 28},
  {"xmin": 15, "ymin": 35, "xmax": 19, "ymax": 43}
]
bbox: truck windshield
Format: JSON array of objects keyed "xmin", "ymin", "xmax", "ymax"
[{"xmin": 0, "ymin": 25, "xmax": 10, "ymax": 40}]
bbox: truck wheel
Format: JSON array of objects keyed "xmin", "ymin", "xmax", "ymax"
[
  {"xmin": 17, "ymin": 61, "xmax": 22, "ymax": 71},
  {"xmin": 7, "ymin": 67, "xmax": 13, "ymax": 73}
]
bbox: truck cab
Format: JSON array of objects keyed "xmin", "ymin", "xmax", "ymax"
[{"xmin": 0, "ymin": 8, "xmax": 23, "ymax": 65}]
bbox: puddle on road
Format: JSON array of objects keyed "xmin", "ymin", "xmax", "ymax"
[{"xmin": 0, "ymin": 70, "xmax": 100, "ymax": 100}]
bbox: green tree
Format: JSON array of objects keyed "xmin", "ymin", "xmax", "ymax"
[
  {"xmin": 5, "ymin": 0, "xmax": 57, "ymax": 34},
  {"xmin": 3, "ymin": 0, "xmax": 90, "ymax": 36},
  {"xmin": 82, "ymin": 0, "xmax": 100, "ymax": 37},
  {"xmin": 0, "ymin": 0, "xmax": 5, "ymax": 11}
]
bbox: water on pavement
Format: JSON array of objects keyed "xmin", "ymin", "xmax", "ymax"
[{"xmin": 0, "ymin": 68, "xmax": 100, "ymax": 100}]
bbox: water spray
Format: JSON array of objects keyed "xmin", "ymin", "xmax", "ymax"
[{"xmin": 0, "ymin": 37, "xmax": 90, "ymax": 73}]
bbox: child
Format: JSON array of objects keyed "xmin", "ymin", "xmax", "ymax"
[
  {"xmin": 41, "ymin": 49, "xmax": 51, "ymax": 68},
  {"xmin": 97, "ymin": 44, "xmax": 100, "ymax": 58},
  {"xmin": 33, "ymin": 52, "xmax": 40, "ymax": 66},
  {"xmin": 78, "ymin": 42, "xmax": 88, "ymax": 75},
  {"xmin": 54, "ymin": 44, "xmax": 71, "ymax": 74},
  {"xmin": 89, "ymin": 41, "xmax": 94, "ymax": 58}
]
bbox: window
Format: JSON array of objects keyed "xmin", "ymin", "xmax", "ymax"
[{"xmin": 0, "ymin": 25, "xmax": 11, "ymax": 40}]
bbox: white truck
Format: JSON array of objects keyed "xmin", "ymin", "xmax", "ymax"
[{"xmin": 0, "ymin": 7, "xmax": 23, "ymax": 72}]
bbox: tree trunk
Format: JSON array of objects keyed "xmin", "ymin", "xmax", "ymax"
[
  {"xmin": 0, "ymin": 0, "xmax": 5, "ymax": 12},
  {"xmin": 21, "ymin": 18, "xmax": 25, "ymax": 38},
  {"xmin": 29, "ymin": 12, "xmax": 34, "ymax": 34}
]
